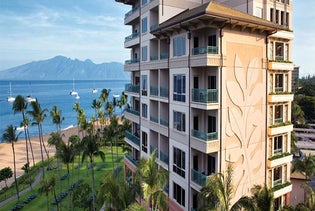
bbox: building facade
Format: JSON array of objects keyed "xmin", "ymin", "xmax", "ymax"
[{"xmin": 116, "ymin": 0, "xmax": 294, "ymax": 210}]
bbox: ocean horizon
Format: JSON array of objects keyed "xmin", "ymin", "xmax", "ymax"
[{"xmin": 0, "ymin": 80, "xmax": 128, "ymax": 142}]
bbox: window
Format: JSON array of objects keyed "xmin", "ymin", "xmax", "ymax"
[
  {"xmin": 142, "ymin": 17, "xmax": 147, "ymax": 33},
  {"xmin": 275, "ymin": 42, "xmax": 284, "ymax": 61},
  {"xmin": 274, "ymin": 197, "xmax": 282, "ymax": 211},
  {"xmin": 274, "ymin": 136, "xmax": 283, "ymax": 154},
  {"xmin": 173, "ymin": 74, "xmax": 186, "ymax": 102},
  {"xmin": 142, "ymin": 0, "xmax": 148, "ymax": 5},
  {"xmin": 208, "ymin": 35, "xmax": 217, "ymax": 47},
  {"xmin": 270, "ymin": 8, "xmax": 274, "ymax": 22},
  {"xmin": 275, "ymin": 74, "xmax": 283, "ymax": 92},
  {"xmin": 173, "ymin": 35, "xmax": 186, "ymax": 57},
  {"xmin": 274, "ymin": 105, "xmax": 283, "ymax": 123},
  {"xmin": 173, "ymin": 111, "xmax": 185, "ymax": 132},
  {"xmin": 142, "ymin": 131, "xmax": 148, "ymax": 153},
  {"xmin": 142, "ymin": 46, "xmax": 148, "ymax": 61},
  {"xmin": 142, "ymin": 103, "xmax": 147, "ymax": 118},
  {"xmin": 207, "ymin": 155, "xmax": 216, "ymax": 175},
  {"xmin": 141, "ymin": 75, "xmax": 147, "ymax": 96},
  {"xmin": 173, "ymin": 147, "xmax": 185, "ymax": 178},
  {"xmin": 173, "ymin": 182, "xmax": 185, "ymax": 207},
  {"xmin": 255, "ymin": 7, "xmax": 263, "ymax": 18},
  {"xmin": 273, "ymin": 166, "xmax": 282, "ymax": 186}
]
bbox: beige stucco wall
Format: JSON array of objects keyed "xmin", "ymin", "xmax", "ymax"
[{"xmin": 220, "ymin": 28, "xmax": 267, "ymax": 201}]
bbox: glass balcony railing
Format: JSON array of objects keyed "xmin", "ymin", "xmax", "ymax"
[
  {"xmin": 160, "ymin": 118, "xmax": 168, "ymax": 127},
  {"xmin": 274, "ymin": 117, "xmax": 283, "ymax": 123},
  {"xmin": 273, "ymin": 178, "xmax": 282, "ymax": 187},
  {"xmin": 275, "ymin": 87, "xmax": 284, "ymax": 92},
  {"xmin": 125, "ymin": 83, "xmax": 140, "ymax": 93},
  {"xmin": 160, "ymin": 150, "xmax": 169, "ymax": 165},
  {"xmin": 125, "ymin": 58, "xmax": 140, "ymax": 65},
  {"xmin": 150, "ymin": 85, "xmax": 159, "ymax": 96},
  {"xmin": 192, "ymin": 46, "xmax": 218, "ymax": 55},
  {"xmin": 150, "ymin": 145, "xmax": 157, "ymax": 154},
  {"xmin": 150, "ymin": 23, "xmax": 159, "ymax": 32},
  {"xmin": 124, "ymin": 5, "xmax": 139, "ymax": 19},
  {"xmin": 125, "ymin": 130, "xmax": 140, "ymax": 146},
  {"xmin": 160, "ymin": 86, "xmax": 168, "ymax": 98},
  {"xmin": 125, "ymin": 154, "xmax": 138, "ymax": 166},
  {"xmin": 273, "ymin": 148, "xmax": 283, "ymax": 155},
  {"xmin": 150, "ymin": 55, "xmax": 158, "ymax": 61},
  {"xmin": 125, "ymin": 108, "xmax": 140, "ymax": 116},
  {"xmin": 191, "ymin": 129, "xmax": 217, "ymax": 141},
  {"xmin": 275, "ymin": 55, "xmax": 284, "ymax": 61},
  {"xmin": 150, "ymin": 115, "xmax": 159, "ymax": 123},
  {"xmin": 192, "ymin": 89, "xmax": 218, "ymax": 103},
  {"xmin": 125, "ymin": 32, "xmax": 139, "ymax": 42},
  {"xmin": 160, "ymin": 52, "xmax": 169, "ymax": 60},
  {"xmin": 191, "ymin": 169, "xmax": 209, "ymax": 187}
]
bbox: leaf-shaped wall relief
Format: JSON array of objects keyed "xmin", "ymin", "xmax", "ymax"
[
  {"xmin": 246, "ymin": 57, "xmax": 259, "ymax": 92},
  {"xmin": 234, "ymin": 55, "xmax": 247, "ymax": 91}
]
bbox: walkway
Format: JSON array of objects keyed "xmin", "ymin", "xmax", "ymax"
[{"xmin": 0, "ymin": 171, "xmax": 43, "ymax": 207}]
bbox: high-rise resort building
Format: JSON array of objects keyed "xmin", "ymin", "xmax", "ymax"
[{"xmin": 116, "ymin": 0, "xmax": 294, "ymax": 210}]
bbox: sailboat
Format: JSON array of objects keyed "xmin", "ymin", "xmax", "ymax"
[
  {"xmin": 7, "ymin": 82, "xmax": 15, "ymax": 102},
  {"xmin": 70, "ymin": 78, "xmax": 78, "ymax": 96},
  {"xmin": 25, "ymin": 82, "xmax": 36, "ymax": 103},
  {"xmin": 92, "ymin": 81, "xmax": 98, "ymax": 94}
]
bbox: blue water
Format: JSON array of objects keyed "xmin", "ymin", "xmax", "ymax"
[{"xmin": 0, "ymin": 80, "xmax": 128, "ymax": 140}]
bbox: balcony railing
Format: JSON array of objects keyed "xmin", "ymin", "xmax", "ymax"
[
  {"xmin": 124, "ymin": 5, "xmax": 139, "ymax": 19},
  {"xmin": 150, "ymin": 85, "xmax": 159, "ymax": 96},
  {"xmin": 191, "ymin": 129, "xmax": 217, "ymax": 141},
  {"xmin": 150, "ymin": 145, "xmax": 157, "ymax": 154},
  {"xmin": 160, "ymin": 118, "xmax": 168, "ymax": 127},
  {"xmin": 150, "ymin": 115, "xmax": 159, "ymax": 123},
  {"xmin": 273, "ymin": 148, "xmax": 283, "ymax": 155},
  {"xmin": 125, "ymin": 58, "xmax": 140, "ymax": 65},
  {"xmin": 160, "ymin": 53, "xmax": 169, "ymax": 60},
  {"xmin": 191, "ymin": 169, "xmax": 209, "ymax": 187},
  {"xmin": 125, "ymin": 83, "xmax": 140, "ymax": 93},
  {"xmin": 273, "ymin": 178, "xmax": 282, "ymax": 187},
  {"xmin": 125, "ymin": 130, "xmax": 140, "ymax": 146},
  {"xmin": 275, "ymin": 87, "xmax": 284, "ymax": 92},
  {"xmin": 275, "ymin": 55, "xmax": 284, "ymax": 61},
  {"xmin": 274, "ymin": 117, "xmax": 283, "ymax": 124},
  {"xmin": 125, "ymin": 108, "xmax": 140, "ymax": 116},
  {"xmin": 192, "ymin": 89, "xmax": 218, "ymax": 103},
  {"xmin": 160, "ymin": 150, "xmax": 169, "ymax": 165},
  {"xmin": 125, "ymin": 32, "xmax": 140, "ymax": 42},
  {"xmin": 192, "ymin": 46, "xmax": 218, "ymax": 55},
  {"xmin": 150, "ymin": 23, "xmax": 158, "ymax": 32},
  {"xmin": 125, "ymin": 154, "xmax": 138, "ymax": 166},
  {"xmin": 160, "ymin": 86, "xmax": 168, "ymax": 98},
  {"xmin": 150, "ymin": 55, "xmax": 158, "ymax": 61}
]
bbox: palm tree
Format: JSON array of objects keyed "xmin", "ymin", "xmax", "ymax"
[
  {"xmin": 38, "ymin": 176, "xmax": 57, "ymax": 211},
  {"xmin": 98, "ymin": 172, "xmax": 134, "ymax": 210},
  {"xmin": 198, "ymin": 163, "xmax": 254, "ymax": 211},
  {"xmin": 12, "ymin": 95, "xmax": 32, "ymax": 177},
  {"xmin": 50, "ymin": 105, "xmax": 63, "ymax": 133},
  {"xmin": 81, "ymin": 132, "xmax": 105, "ymax": 211},
  {"xmin": 249, "ymin": 184, "xmax": 274, "ymax": 211},
  {"xmin": 136, "ymin": 150, "xmax": 168, "ymax": 211},
  {"xmin": 57, "ymin": 135, "xmax": 76, "ymax": 210},
  {"xmin": 292, "ymin": 154, "xmax": 315, "ymax": 180},
  {"xmin": 118, "ymin": 91, "xmax": 128, "ymax": 115},
  {"xmin": 27, "ymin": 100, "xmax": 49, "ymax": 177},
  {"xmin": 24, "ymin": 116, "xmax": 35, "ymax": 167},
  {"xmin": 91, "ymin": 99, "xmax": 102, "ymax": 122},
  {"xmin": 2, "ymin": 125, "xmax": 22, "ymax": 200}
]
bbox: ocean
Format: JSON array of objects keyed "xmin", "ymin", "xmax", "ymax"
[{"xmin": 0, "ymin": 80, "xmax": 128, "ymax": 141}]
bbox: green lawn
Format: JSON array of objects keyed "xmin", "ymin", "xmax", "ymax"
[{"xmin": 0, "ymin": 147, "xmax": 125, "ymax": 211}]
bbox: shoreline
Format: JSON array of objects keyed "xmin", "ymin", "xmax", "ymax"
[{"xmin": 0, "ymin": 125, "xmax": 79, "ymax": 189}]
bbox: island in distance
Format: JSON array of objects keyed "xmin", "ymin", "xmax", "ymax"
[{"xmin": 0, "ymin": 55, "xmax": 129, "ymax": 80}]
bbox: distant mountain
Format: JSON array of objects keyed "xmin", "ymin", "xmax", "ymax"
[{"xmin": 0, "ymin": 56, "xmax": 130, "ymax": 80}]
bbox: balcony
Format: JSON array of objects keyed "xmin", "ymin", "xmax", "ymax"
[
  {"xmin": 268, "ymin": 60, "xmax": 294, "ymax": 71},
  {"xmin": 191, "ymin": 130, "xmax": 219, "ymax": 153},
  {"xmin": 273, "ymin": 183, "xmax": 292, "ymax": 198},
  {"xmin": 150, "ymin": 115, "xmax": 159, "ymax": 124},
  {"xmin": 191, "ymin": 169, "xmax": 209, "ymax": 187},
  {"xmin": 125, "ymin": 130, "xmax": 140, "ymax": 147},
  {"xmin": 125, "ymin": 154, "xmax": 138, "ymax": 167},
  {"xmin": 160, "ymin": 53, "xmax": 169, "ymax": 60},
  {"xmin": 124, "ymin": 32, "xmax": 140, "ymax": 48},
  {"xmin": 124, "ymin": 5, "xmax": 140, "ymax": 24},
  {"xmin": 150, "ymin": 23, "xmax": 158, "ymax": 32},
  {"xmin": 268, "ymin": 93, "xmax": 294, "ymax": 103},
  {"xmin": 160, "ymin": 86, "xmax": 169, "ymax": 98},
  {"xmin": 159, "ymin": 150, "xmax": 169, "ymax": 165},
  {"xmin": 124, "ymin": 58, "xmax": 140, "ymax": 72},
  {"xmin": 192, "ymin": 46, "xmax": 218, "ymax": 55},
  {"xmin": 125, "ymin": 83, "xmax": 140, "ymax": 94},
  {"xmin": 267, "ymin": 153, "xmax": 292, "ymax": 168},
  {"xmin": 125, "ymin": 108, "xmax": 140, "ymax": 116},
  {"xmin": 150, "ymin": 85, "xmax": 159, "ymax": 97},
  {"xmin": 190, "ymin": 46, "xmax": 222, "ymax": 67},
  {"xmin": 268, "ymin": 123, "xmax": 293, "ymax": 136},
  {"xmin": 192, "ymin": 89, "xmax": 218, "ymax": 103},
  {"xmin": 160, "ymin": 118, "xmax": 168, "ymax": 127}
]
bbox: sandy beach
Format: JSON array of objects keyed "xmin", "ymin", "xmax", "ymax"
[{"xmin": 0, "ymin": 126, "xmax": 79, "ymax": 189}]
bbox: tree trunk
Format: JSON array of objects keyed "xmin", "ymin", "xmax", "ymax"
[
  {"xmin": 91, "ymin": 156, "xmax": 96, "ymax": 211},
  {"xmin": 12, "ymin": 143, "xmax": 20, "ymax": 200},
  {"xmin": 38, "ymin": 125, "xmax": 45, "ymax": 179},
  {"xmin": 26, "ymin": 128, "xmax": 35, "ymax": 167}
]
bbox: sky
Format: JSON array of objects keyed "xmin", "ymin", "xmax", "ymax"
[{"xmin": 0, "ymin": 0, "xmax": 314, "ymax": 77}]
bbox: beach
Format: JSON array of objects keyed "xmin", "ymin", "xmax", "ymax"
[{"xmin": 0, "ymin": 126, "xmax": 79, "ymax": 189}]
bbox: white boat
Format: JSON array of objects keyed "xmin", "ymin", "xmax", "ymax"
[
  {"xmin": 26, "ymin": 95, "xmax": 36, "ymax": 103},
  {"xmin": 7, "ymin": 82, "xmax": 15, "ymax": 102},
  {"xmin": 16, "ymin": 126, "xmax": 27, "ymax": 131},
  {"xmin": 75, "ymin": 94, "xmax": 80, "ymax": 100},
  {"xmin": 70, "ymin": 78, "xmax": 78, "ymax": 96},
  {"xmin": 113, "ymin": 94, "xmax": 120, "ymax": 98},
  {"xmin": 92, "ymin": 88, "xmax": 98, "ymax": 94}
]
